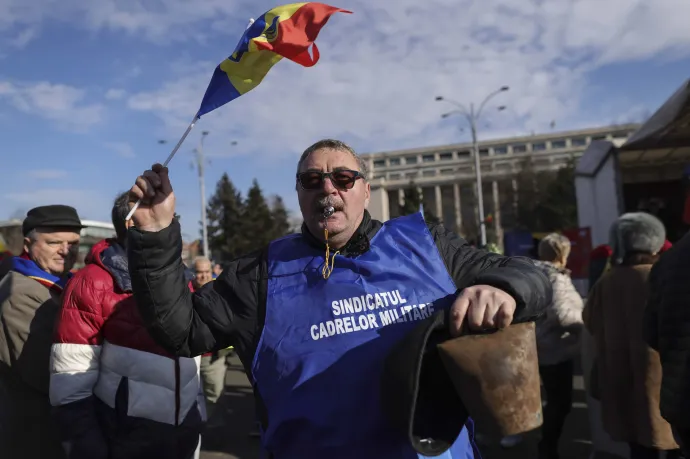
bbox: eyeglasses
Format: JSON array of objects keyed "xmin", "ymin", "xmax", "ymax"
[{"xmin": 296, "ymin": 169, "xmax": 365, "ymax": 191}]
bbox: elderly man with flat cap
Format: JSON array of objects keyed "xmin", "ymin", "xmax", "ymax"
[{"xmin": 0, "ymin": 204, "xmax": 84, "ymax": 459}]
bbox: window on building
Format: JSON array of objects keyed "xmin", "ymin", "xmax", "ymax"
[
  {"xmin": 532, "ymin": 142, "xmax": 546, "ymax": 151},
  {"xmin": 389, "ymin": 173, "xmax": 401, "ymax": 180},
  {"xmin": 592, "ymin": 135, "xmax": 606, "ymax": 141},
  {"xmin": 422, "ymin": 170, "xmax": 436, "ymax": 177},
  {"xmin": 551, "ymin": 139, "xmax": 566, "ymax": 149},
  {"xmin": 457, "ymin": 150, "xmax": 471, "ymax": 158},
  {"xmin": 405, "ymin": 171, "xmax": 417, "ymax": 178},
  {"xmin": 571, "ymin": 137, "xmax": 587, "ymax": 147},
  {"xmin": 405, "ymin": 156, "xmax": 418, "ymax": 165},
  {"xmin": 422, "ymin": 154, "xmax": 435, "ymax": 162},
  {"xmin": 493, "ymin": 146, "xmax": 508, "ymax": 155},
  {"xmin": 513, "ymin": 144, "xmax": 527, "ymax": 153},
  {"xmin": 373, "ymin": 159, "xmax": 385, "ymax": 167},
  {"xmin": 440, "ymin": 169, "xmax": 454, "ymax": 175},
  {"xmin": 389, "ymin": 158, "xmax": 401, "ymax": 166},
  {"xmin": 479, "ymin": 148, "xmax": 489, "ymax": 156},
  {"xmin": 439, "ymin": 152, "xmax": 453, "ymax": 160}
]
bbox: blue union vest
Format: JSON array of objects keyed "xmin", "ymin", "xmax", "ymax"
[{"xmin": 252, "ymin": 212, "xmax": 480, "ymax": 459}]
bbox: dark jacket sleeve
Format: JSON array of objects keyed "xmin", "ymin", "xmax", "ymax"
[
  {"xmin": 127, "ymin": 220, "xmax": 260, "ymax": 358},
  {"xmin": 429, "ymin": 223, "xmax": 552, "ymax": 322}
]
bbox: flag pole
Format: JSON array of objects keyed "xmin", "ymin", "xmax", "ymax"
[
  {"xmin": 125, "ymin": 114, "xmax": 199, "ymax": 221},
  {"xmin": 125, "ymin": 17, "xmax": 255, "ymax": 222}
]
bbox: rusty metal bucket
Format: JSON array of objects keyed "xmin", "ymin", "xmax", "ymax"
[{"xmin": 437, "ymin": 322, "xmax": 543, "ymax": 436}]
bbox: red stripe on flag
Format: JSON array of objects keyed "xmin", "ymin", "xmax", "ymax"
[{"xmin": 254, "ymin": 3, "xmax": 351, "ymax": 67}]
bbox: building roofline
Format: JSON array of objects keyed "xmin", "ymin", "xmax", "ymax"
[
  {"xmin": 0, "ymin": 219, "xmax": 114, "ymax": 229},
  {"xmin": 0, "ymin": 219, "xmax": 22, "ymax": 228},
  {"xmin": 360, "ymin": 123, "xmax": 641, "ymax": 159}
]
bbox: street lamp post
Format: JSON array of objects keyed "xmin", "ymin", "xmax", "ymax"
[
  {"xmin": 195, "ymin": 131, "xmax": 210, "ymax": 259},
  {"xmin": 436, "ymin": 86, "xmax": 509, "ymax": 247},
  {"xmin": 157, "ymin": 136, "xmax": 238, "ymax": 260}
]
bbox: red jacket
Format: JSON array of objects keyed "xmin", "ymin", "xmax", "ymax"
[{"xmin": 49, "ymin": 240, "xmax": 203, "ymax": 459}]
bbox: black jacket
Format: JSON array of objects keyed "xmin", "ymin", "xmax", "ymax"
[
  {"xmin": 645, "ymin": 232, "xmax": 690, "ymax": 429},
  {"xmin": 127, "ymin": 211, "xmax": 551, "ymax": 446}
]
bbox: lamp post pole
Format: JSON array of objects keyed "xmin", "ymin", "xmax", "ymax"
[
  {"xmin": 157, "ymin": 136, "xmax": 240, "ymax": 259},
  {"xmin": 436, "ymin": 86, "xmax": 509, "ymax": 247},
  {"xmin": 195, "ymin": 131, "xmax": 210, "ymax": 259}
]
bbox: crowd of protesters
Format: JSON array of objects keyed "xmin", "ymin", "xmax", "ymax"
[{"xmin": 0, "ymin": 188, "xmax": 689, "ymax": 459}]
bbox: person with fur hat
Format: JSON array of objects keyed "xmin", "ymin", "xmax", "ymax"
[
  {"xmin": 583, "ymin": 212, "xmax": 681, "ymax": 459},
  {"xmin": 0, "ymin": 205, "xmax": 85, "ymax": 459}
]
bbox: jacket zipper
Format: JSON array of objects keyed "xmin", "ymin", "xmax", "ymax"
[{"xmin": 174, "ymin": 356, "xmax": 181, "ymax": 426}]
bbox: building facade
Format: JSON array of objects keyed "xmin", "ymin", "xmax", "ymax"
[{"xmin": 362, "ymin": 124, "xmax": 640, "ymax": 244}]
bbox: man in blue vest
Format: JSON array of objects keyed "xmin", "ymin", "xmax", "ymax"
[{"xmin": 126, "ymin": 139, "xmax": 551, "ymax": 459}]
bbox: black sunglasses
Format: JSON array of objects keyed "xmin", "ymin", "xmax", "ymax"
[{"xmin": 296, "ymin": 169, "xmax": 365, "ymax": 191}]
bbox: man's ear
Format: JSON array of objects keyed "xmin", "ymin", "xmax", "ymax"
[
  {"xmin": 364, "ymin": 182, "xmax": 371, "ymax": 209},
  {"xmin": 23, "ymin": 237, "xmax": 32, "ymax": 254}
]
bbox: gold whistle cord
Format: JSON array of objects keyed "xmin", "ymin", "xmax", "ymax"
[{"xmin": 322, "ymin": 227, "xmax": 339, "ymax": 280}]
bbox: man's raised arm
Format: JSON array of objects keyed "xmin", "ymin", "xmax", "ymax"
[
  {"xmin": 126, "ymin": 163, "xmax": 244, "ymax": 357},
  {"xmin": 128, "ymin": 219, "xmax": 222, "ymax": 357}
]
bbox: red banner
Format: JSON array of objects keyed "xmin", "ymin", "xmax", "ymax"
[{"xmin": 562, "ymin": 227, "xmax": 592, "ymax": 279}]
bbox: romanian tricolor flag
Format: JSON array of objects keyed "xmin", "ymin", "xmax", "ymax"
[{"xmin": 197, "ymin": 2, "xmax": 350, "ymax": 118}]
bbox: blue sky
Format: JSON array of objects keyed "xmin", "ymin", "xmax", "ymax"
[{"xmin": 1, "ymin": 0, "xmax": 690, "ymax": 239}]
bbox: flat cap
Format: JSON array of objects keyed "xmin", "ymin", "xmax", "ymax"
[{"xmin": 22, "ymin": 205, "xmax": 86, "ymax": 236}]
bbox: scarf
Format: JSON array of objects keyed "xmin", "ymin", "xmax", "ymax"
[{"xmin": 11, "ymin": 254, "xmax": 72, "ymax": 294}]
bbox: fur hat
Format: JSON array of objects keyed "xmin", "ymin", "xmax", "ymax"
[{"xmin": 609, "ymin": 212, "xmax": 666, "ymax": 264}]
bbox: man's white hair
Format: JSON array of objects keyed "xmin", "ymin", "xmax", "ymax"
[{"xmin": 25, "ymin": 229, "xmax": 38, "ymax": 242}]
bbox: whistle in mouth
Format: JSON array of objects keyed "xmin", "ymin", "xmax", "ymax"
[{"xmin": 323, "ymin": 206, "xmax": 335, "ymax": 218}]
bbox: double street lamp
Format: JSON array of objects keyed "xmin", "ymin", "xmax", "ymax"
[
  {"xmin": 435, "ymin": 85, "xmax": 509, "ymax": 247},
  {"xmin": 158, "ymin": 135, "xmax": 238, "ymax": 260}
]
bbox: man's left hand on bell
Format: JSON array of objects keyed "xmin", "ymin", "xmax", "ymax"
[{"xmin": 448, "ymin": 285, "xmax": 517, "ymax": 337}]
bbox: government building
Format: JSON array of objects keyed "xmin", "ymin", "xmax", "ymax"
[{"xmin": 362, "ymin": 124, "xmax": 640, "ymax": 243}]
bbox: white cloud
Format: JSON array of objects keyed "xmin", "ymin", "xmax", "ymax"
[
  {"xmin": 2, "ymin": 0, "xmax": 690, "ymax": 155},
  {"xmin": 105, "ymin": 141, "xmax": 136, "ymax": 158},
  {"xmin": 0, "ymin": 80, "xmax": 103, "ymax": 131},
  {"xmin": 105, "ymin": 88, "xmax": 126, "ymax": 100},
  {"xmin": 7, "ymin": 26, "xmax": 37, "ymax": 48},
  {"xmin": 27, "ymin": 169, "xmax": 68, "ymax": 179},
  {"xmin": 0, "ymin": 0, "xmax": 244, "ymax": 45},
  {"xmin": 115, "ymin": 0, "xmax": 690, "ymax": 159},
  {"xmin": 4, "ymin": 188, "xmax": 109, "ymax": 221},
  {"xmin": 1, "ymin": 0, "xmax": 688, "ymax": 55}
]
